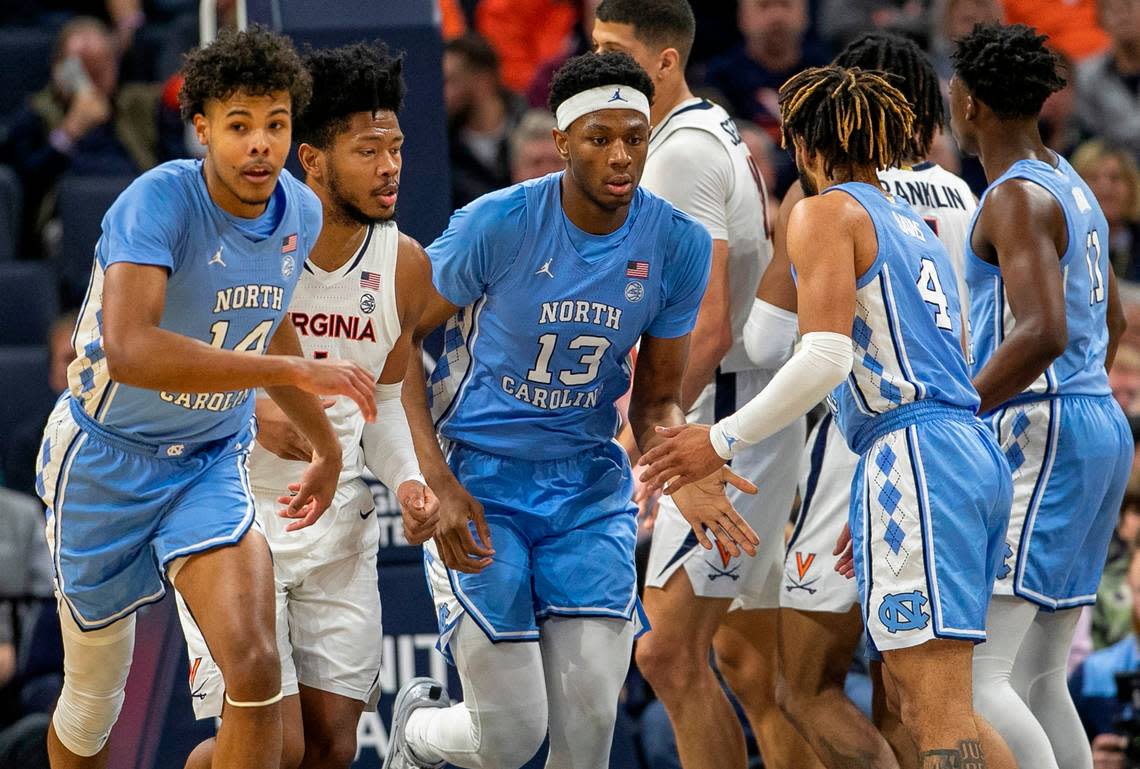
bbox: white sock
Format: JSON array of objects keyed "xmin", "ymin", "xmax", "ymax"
[
  {"xmin": 973, "ymin": 596, "xmax": 1059, "ymax": 769},
  {"xmin": 404, "ymin": 617, "xmax": 548, "ymax": 769},
  {"xmin": 540, "ymin": 616, "xmax": 635, "ymax": 769}
]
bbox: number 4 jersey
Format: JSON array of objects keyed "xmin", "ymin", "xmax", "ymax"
[
  {"xmin": 426, "ymin": 173, "xmax": 712, "ymax": 460},
  {"xmin": 966, "ymin": 154, "xmax": 1113, "ymax": 404}
]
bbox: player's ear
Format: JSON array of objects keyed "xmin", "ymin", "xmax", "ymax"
[
  {"xmin": 659, "ymin": 47, "xmax": 680, "ymax": 79},
  {"xmin": 553, "ymin": 128, "xmax": 570, "ymax": 161},
  {"xmin": 297, "ymin": 143, "xmax": 323, "ymax": 181},
  {"xmin": 191, "ymin": 113, "xmax": 208, "ymax": 148}
]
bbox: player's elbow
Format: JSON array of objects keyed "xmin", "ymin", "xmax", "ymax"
[
  {"xmin": 102, "ymin": 333, "xmax": 142, "ymax": 384},
  {"xmin": 1026, "ymin": 319, "xmax": 1067, "ymax": 365}
]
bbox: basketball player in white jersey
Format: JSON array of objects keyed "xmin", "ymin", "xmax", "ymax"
[
  {"xmin": 177, "ymin": 43, "xmax": 438, "ymax": 769},
  {"xmin": 593, "ymin": 3, "xmax": 810, "ymax": 768},
  {"xmin": 756, "ymin": 33, "xmax": 979, "ymax": 768}
]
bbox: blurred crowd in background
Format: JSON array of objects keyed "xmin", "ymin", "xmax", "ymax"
[{"xmin": 3, "ymin": 0, "xmax": 1140, "ymax": 766}]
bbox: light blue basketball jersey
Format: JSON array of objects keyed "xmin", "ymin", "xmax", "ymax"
[
  {"xmin": 68, "ymin": 159, "xmax": 322, "ymax": 444},
  {"xmin": 966, "ymin": 154, "xmax": 1112, "ymax": 406},
  {"xmin": 823, "ymin": 182, "xmax": 980, "ymax": 449},
  {"xmin": 427, "ymin": 172, "xmax": 712, "ymax": 460}
]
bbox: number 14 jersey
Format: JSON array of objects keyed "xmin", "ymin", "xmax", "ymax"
[{"xmin": 426, "ymin": 173, "xmax": 711, "ymax": 460}]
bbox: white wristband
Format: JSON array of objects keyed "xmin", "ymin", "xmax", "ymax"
[{"xmin": 711, "ymin": 331, "xmax": 853, "ymax": 458}]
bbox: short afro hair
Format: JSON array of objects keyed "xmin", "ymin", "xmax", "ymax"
[
  {"xmin": 180, "ymin": 25, "xmax": 311, "ymax": 121},
  {"xmin": 294, "ymin": 41, "xmax": 406, "ymax": 148},
  {"xmin": 595, "ymin": 0, "xmax": 696, "ymax": 65},
  {"xmin": 548, "ymin": 52, "xmax": 655, "ymax": 116},
  {"xmin": 834, "ymin": 33, "xmax": 943, "ymax": 159},
  {"xmin": 952, "ymin": 23, "xmax": 1065, "ymax": 119}
]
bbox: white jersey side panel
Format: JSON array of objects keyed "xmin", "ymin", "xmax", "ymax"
[
  {"xmin": 878, "ymin": 164, "xmax": 976, "ymax": 308},
  {"xmin": 644, "ymin": 98, "xmax": 772, "ymax": 373},
  {"xmin": 246, "ymin": 221, "xmax": 402, "ymax": 547}
]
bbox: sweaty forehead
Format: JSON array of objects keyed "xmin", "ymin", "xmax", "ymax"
[{"xmin": 343, "ymin": 109, "xmax": 402, "ymax": 136}]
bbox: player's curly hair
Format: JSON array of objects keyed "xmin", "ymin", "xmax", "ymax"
[
  {"xmin": 595, "ymin": 0, "xmax": 696, "ymax": 65},
  {"xmin": 834, "ymin": 32, "xmax": 942, "ymax": 160},
  {"xmin": 779, "ymin": 65, "xmax": 915, "ymax": 178},
  {"xmin": 951, "ymin": 23, "xmax": 1065, "ymax": 119},
  {"xmin": 294, "ymin": 41, "xmax": 405, "ymax": 148},
  {"xmin": 548, "ymin": 52, "xmax": 655, "ymax": 116},
  {"xmin": 179, "ymin": 25, "xmax": 312, "ymax": 121}
]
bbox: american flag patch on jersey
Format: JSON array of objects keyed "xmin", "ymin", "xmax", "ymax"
[
  {"xmin": 360, "ymin": 271, "xmax": 381, "ymax": 290},
  {"xmin": 281, "ymin": 233, "xmax": 297, "ymax": 253},
  {"xmin": 626, "ymin": 260, "xmax": 649, "ymax": 278}
]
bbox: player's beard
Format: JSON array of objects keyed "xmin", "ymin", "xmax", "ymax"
[{"xmin": 327, "ymin": 162, "xmax": 389, "ymax": 226}]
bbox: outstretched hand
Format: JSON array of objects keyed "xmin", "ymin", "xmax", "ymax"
[
  {"xmin": 670, "ymin": 467, "xmax": 760, "ymax": 558},
  {"xmin": 638, "ymin": 423, "xmax": 730, "ymax": 495}
]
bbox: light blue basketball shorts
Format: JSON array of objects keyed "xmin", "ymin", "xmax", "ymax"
[
  {"xmin": 423, "ymin": 440, "xmax": 646, "ymax": 661},
  {"xmin": 850, "ymin": 402, "xmax": 1013, "ymax": 655},
  {"xmin": 36, "ymin": 396, "xmax": 258, "ymax": 630},
  {"xmin": 987, "ymin": 393, "xmax": 1132, "ymax": 610}
]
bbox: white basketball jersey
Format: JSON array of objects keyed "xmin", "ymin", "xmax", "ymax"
[
  {"xmin": 643, "ymin": 98, "xmax": 773, "ymax": 373},
  {"xmin": 878, "ymin": 163, "xmax": 976, "ymax": 308},
  {"xmin": 247, "ymin": 221, "xmax": 402, "ymax": 495}
]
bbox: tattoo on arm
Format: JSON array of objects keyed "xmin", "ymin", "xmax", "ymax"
[{"xmin": 919, "ymin": 740, "xmax": 986, "ymax": 769}]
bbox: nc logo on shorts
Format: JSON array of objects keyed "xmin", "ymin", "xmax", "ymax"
[
  {"xmin": 878, "ymin": 591, "xmax": 929, "ymax": 634},
  {"xmin": 166, "ymin": 444, "xmax": 185, "ymax": 457},
  {"xmin": 997, "ymin": 543, "xmax": 1013, "ymax": 580}
]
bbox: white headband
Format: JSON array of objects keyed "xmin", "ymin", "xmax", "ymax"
[{"xmin": 555, "ymin": 84, "xmax": 651, "ymax": 131}]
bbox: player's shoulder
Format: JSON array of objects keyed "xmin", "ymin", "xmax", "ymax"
[
  {"xmin": 277, "ymin": 168, "xmax": 323, "ymax": 231},
  {"xmin": 658, "ymin": 194, "xmax": 713, "ymax": 252},
  {"xmin": 113, "ymin": 159, "xmax": 201, "ymax": 212}
]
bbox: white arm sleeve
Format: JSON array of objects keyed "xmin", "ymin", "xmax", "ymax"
[
  {"xmin": 639, "ymin": 129, "xmax": 731, "ymax": 240},
  {"xmin": 743, "ymin": 298, "xmax": 799, "ymax": 369},
  {"xmin": 709, "ymin": 331, "xmax": 853, "ymax": 459},
  {"xmin": 362, "ymin": 381, "xmax": 424, "ymax": 491}
]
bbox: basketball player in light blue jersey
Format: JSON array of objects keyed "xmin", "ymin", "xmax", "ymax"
[
  {"xmin": 640, "ymin": 66, "xmax": 1018, "ymax": 768},
  {"xmin": 34, "ymin": 28, "xmax": 377, "ymax": 769},
  {"xmin": 384, "ymin": 52, "xmax": 758, "ymax": 769},
  {"xmin": 951, "ymin": 24, "xmax": 1133, "ymax": 769}
]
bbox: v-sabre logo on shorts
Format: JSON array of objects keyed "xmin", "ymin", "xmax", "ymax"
[
  {"xmin": 705, "ymin": 538, "xmax": 739, "ymax": 581},
  {"xmin": 878, "ymin": 591, "xmax": 930, "ymax": 634}
]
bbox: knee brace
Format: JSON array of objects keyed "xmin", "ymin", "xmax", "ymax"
[{"xmin": 53, "ymin": 607, "xmax": 136, "ymax": 757}]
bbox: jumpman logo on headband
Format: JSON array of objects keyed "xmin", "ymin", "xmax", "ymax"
[{"xmin": 608, "ymin": 89, "xmax": 628, "ymax": 103}]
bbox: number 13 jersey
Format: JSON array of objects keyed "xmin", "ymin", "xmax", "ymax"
[{"xmin": 426, "ymin": 173, "xmax": 711, "ymax": 460}]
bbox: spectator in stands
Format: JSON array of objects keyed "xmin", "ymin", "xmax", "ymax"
[
  {"xmin": 817, "ymin": 0, "xmax": 934, "ymax": 52},
  {"xmin": 1005, "ymin": 0, "xmax": 1111, "ymax": 63},
  {"xmin": 1091, "ymin": 479, "xmax": 1140, "ymax": 656},
  {"xmin": 2, "ymin": 310, "xmax": 77, "ymax": 497},
  {"xmin": 1073, "ymin": 139, "xmax": 1140, "ymax": 279},
  {"xmin": 928, "ymin": 0, "xmax": 1001, "ymax": 81},
  {"xmin": 0, "ymin": 486, "xmax": 54, "ymax": 718},
  {"xmin": 475, "ymin": 0, "xmax": 580, "ymax": 92},
  {"xmin": 509, "ymin": 109, "xmax": 564, "ymax": 183},
  {"xmin": 443, "ymin": 33, "xmax": 527, "ymax": 208},
  {"xmin": 1075, "ymin": 0, "xmax": 1140, "ymax": 159},
  {"xmin": 0, "ymin": 17, "xmax": 158, "ymax": 259},
  {"xmin": 1070, "ymin": 528, "xmax": 1140, "ymax": 763},
  {"xmin": 702, "ymin": 0, "xmax": 829, "ymax": 144}
]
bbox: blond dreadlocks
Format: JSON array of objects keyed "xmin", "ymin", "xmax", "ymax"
[{"xmin": 778, "ymin": 65, "xmax": 915, "ymax": 180}]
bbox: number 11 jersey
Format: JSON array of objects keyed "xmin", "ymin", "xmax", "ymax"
[
  {"xmin": 966, "ymin": 153, "xmax": 1113, "ymax": 404},
  {"xmin": 426, "ymin": 172, "xmax": 711, "ymax": 460}
]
